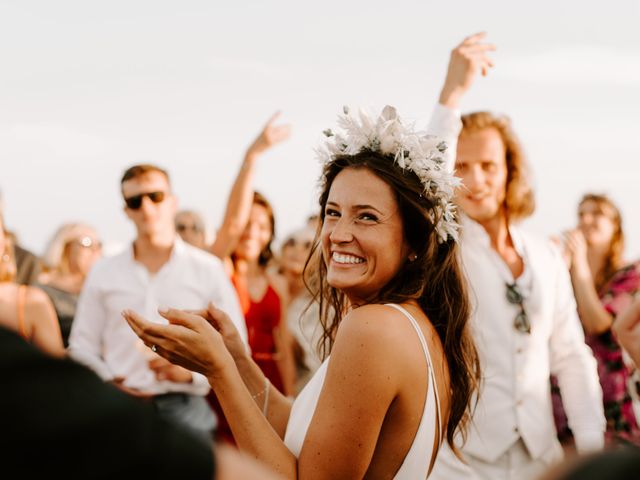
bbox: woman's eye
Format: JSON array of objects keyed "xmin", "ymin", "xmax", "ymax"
[
  {"xmin": 325, "ymin": 208, "xmax": 340, "ymax": 217},
  {"xmin": 359, "ymin": 213, "xmax": 378, "ymax": 222}
]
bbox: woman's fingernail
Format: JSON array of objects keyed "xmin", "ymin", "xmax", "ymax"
[{"xmin": 158, "ymin": 306, "xmax": 169, "ymax": 315}]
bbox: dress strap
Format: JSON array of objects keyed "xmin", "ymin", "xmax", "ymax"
[
  {"xmin": 385, "ymin": 303, "xmax": 442, "ymax": 446},
  {"xmin": 17, "ymin": 285, "xmax": 28, "ymax": 339}
]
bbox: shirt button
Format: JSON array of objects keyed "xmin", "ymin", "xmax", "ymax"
[{"xmin": 516, "ymin": 348, "xmax": 523, "ymax": 354}]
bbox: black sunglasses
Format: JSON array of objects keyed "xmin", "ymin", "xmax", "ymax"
[
  {"xmin": 124, "ymin": 191, "xmax": 166, "ymax": 210},
  {"xmin": 176, "ymin": 223, "xmax": 203, "ymax": 233},
  {"xmin": 506, "ymin": 282, "xmax": 531, "ymax": 334}
]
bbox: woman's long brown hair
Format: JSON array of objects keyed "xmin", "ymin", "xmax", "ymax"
[{"xmin": 304, "ymin": 150, "xmax": 481, "ymax": 454}]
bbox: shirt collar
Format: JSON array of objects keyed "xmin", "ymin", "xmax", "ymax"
[
  {"xmin": 126, "ymin": 235, "xmax": 184, "ymax": 265},
  {"xmin": 460, "ymin": 213, "xmax": 525, "ymax": 257}
]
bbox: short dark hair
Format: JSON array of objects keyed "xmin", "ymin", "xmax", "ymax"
[{"xmin": 120, "ymin": 164, "xmax": 170, "ymax": 186}]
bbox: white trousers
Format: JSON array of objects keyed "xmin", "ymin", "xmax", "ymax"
[{"xmin": 430, "ymin": 438, "xmax": 563, "ymax": 480}]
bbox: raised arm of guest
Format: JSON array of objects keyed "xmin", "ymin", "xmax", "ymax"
[
  {"xmin": 209, "ymin": 112, "xmax": 291, "ymax": 265},
  {"xmin": 562, "ymin": 228, "xmax": 615, "ymax": 335},
  {"xmin": 429, "ymin": 31, "xmax": 495, "ymax": 171}
]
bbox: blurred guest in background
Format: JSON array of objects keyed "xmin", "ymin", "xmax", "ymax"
[
  {"xmin": 68, "ymin": 163, "xmax": 247, "ymax": 447},
  {"xmin": 0, "ymin": 190, "xmax": 42, "ymax": 286},
  {"xmin": 38, "ymin": 222, "xmax": 102, "ymax": 346},
  {"xmin": 176, "ymin": 209, "xmax": 208, "ymax": 250},
  {"xmin": 278, "ymin": 225, "xmax": 325, "ymax": 393},
  {"xmin": 552, "ymin": 193, "xmax": 640, "ymax": 445},
  {"xmin": 0, "ymin": 214, "xmax": 64, "ymax": 357}
]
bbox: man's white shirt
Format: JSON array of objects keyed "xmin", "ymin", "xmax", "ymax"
[
  {"xmin": 68, "ymin": 238, "xmax": 248, "ymax": 396},
  {"xmin": 426, "ymin": 104, "xmax": 604, "ymax": 478}
]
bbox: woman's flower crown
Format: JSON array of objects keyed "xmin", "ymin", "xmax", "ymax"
[{"xmin": 317, "ymin": 105, "xmax": 461, "ymax": 243}]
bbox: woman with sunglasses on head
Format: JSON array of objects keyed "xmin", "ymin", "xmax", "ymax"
[
  {"xmin": 38, "ymin": 222, "xmax": 102, "ymax": 347},
  {"xmin": 0, "ymin": 214, "xmax": 64, "ymax": 357},
  {"xmin": 278, "ymin": 225, "xmax": 328, "ymax": 394},
  {"xmin": 175, "ymin": 209, "xmax": 208, "ymax": 250},
  {"xmin": 552, "ymin": 194, "xmax": 640, "ymax": 446},
  {"xmin": 122, "ymin": 33, "xmax": 491, "ymax": 479}
]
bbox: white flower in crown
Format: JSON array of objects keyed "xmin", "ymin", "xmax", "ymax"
[{"xmin": 317, "ymin": 105, "xmax": 461, "ymax": 243}]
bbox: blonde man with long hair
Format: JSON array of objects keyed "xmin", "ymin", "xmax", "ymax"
[{"xmin": 431, "ymin": 102, "xmax": 605, "ymax": 477}]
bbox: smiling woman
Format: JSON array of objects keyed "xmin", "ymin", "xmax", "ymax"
[{"xmin": 122, "ymin": 33, "xmax": 492, "ymax": 479}]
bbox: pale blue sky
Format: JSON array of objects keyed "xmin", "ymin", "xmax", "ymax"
[{"xmin": 1, "ymin": 1, "xmax": 639, "ymax": 258}]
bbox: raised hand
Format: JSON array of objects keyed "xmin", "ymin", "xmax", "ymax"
[
  {"xmin": 439, "ymin": 32, "xmax": 496, "ymax": 108},
  {"xmin": 246, "ymin": 111, "xmax": 292, "ymax": 158},
  {"xmin": 122, "ymin": 306, "xmax": 234, "ymax": 379},
  {"xmin": 562, "ymin": 228, "xmax": 590, "ymax": 275}
]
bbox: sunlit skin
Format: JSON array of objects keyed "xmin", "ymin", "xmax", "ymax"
[
  {"xmin": 321, "ymin": 167, "xmax": 411, "ymax": 306},
  {"xmin": 122, "ymin": 171, "xmax": 177, "ymax": 241},
  {"xmin": 455, "ymin": 127, "xmax": 508, "ymax": 227},
  {"xmin": 234, "ymin": 203, "xmax": 272, "ymax": 263},
  {"xmin": 578, "ymin": 200, "xmax": 617, "ymax": 250}
]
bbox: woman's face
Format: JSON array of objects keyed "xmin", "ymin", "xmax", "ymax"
[
  {"xmin": 280, "ymin": 228, "xmax": 315, "ymax": 276},
  {"xmin": 175, "ymin": 212, "xmax": 206, "ymax": 249},
  {"xmin": 235, "ymin": 203, "xmax": 273, "ymax": 263},
  {"xmin": 67, "ymin": 228, "xmax": 102, "ymax": 276},
  {"xmin": 578, "ymin": 200, "xmax": 618, "ymax": 249},
  {"xmin": 321, "ymin": 167, "xmax": 410, "ymax": 305}
]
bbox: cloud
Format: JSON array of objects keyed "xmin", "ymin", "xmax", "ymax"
[{"xmin": 496, "ymin": 45, "xmax": 640, "ymax": 86}]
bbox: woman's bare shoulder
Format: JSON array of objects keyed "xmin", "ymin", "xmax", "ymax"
[
  {"xmin": 333, "ymin": 303, "xmax": 425, "ymax": 358},
  {"xmin": 24, "ymin": 286, "xmax": 56, "ymax": 315}
]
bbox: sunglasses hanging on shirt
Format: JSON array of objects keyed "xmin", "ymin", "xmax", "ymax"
[{"xmin": 505, "ymin": 282, "xmax": 531, "ymax": 334}]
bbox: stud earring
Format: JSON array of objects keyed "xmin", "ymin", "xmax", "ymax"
[{"xmin": 409, "ymin": 253, "xmax": 418, "ymax": 262}]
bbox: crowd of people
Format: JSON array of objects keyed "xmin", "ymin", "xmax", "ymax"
[{"xmin": 1, "ymin": 32, "xmax": 639, "ymax": 479}]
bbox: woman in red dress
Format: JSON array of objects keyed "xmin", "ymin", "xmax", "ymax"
[{"xmin": 207, "ymin": 114, "xmax": 296, "ymax": 443}]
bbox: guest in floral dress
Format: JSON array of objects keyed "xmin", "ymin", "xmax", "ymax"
[{"xmin": 552, "ymin": 193, "xmax": 640, "ymax": 446}]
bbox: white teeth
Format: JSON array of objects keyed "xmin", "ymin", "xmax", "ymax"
[{"xmin": 332, "ymin": 252, "xmax": 364, "ymax": 264}]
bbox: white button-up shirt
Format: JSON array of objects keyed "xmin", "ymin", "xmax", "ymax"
[
  {"xmin": 426, "ymin": 105, "xmax": 605, "ymax": 478},
  {"xmin": 460, "ymin": 215, "xmax": 605, "ymax": 461},
  {"xmin": 68, "ymin": 238, "xmax": 247, "ymax": 396}
]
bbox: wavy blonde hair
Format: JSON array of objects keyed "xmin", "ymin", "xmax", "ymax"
[
  {"xmin": 42, "ymin": 223, "xmax": 98, "ymax": 275},
  {"xmin": 461, "ymin": 111, "xmax": 536, "ymax": 222}
]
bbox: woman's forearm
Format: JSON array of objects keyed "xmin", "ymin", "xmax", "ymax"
[
  {"xmin": 234, "ymin": 354, "xmax": 293, "ymax": 437},
  {"xmin": 209, "ymin": 364, "xmax": 297, "ymax": 478},
  {"xmin": 571, "ymin": 270, "xmax": 614, "ymax": 335}
]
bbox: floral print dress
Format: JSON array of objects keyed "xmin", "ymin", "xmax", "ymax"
[{"xmin": 552, "ymin": 260, "xmax": 640, "ymax": 446}]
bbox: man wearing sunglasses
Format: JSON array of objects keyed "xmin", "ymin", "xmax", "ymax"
[
  {"xmin": 429, "ymin": 109, "xmax": 605, "ymax": 480},
  {"xmin": 68, "ymin": 163, "xmax": 248, "ymax": 448}
]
